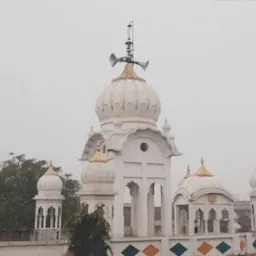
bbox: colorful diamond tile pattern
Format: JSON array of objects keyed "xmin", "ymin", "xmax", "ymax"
[
  {"xmin": 240, "ymin": 240, "xmax": 246, "ymax": 251},
  {"xmin": 198, "ymin": 241, "xmax": 213, "ymax": 255},
  {"xmin": 253, "ymin": 239, "xmax": 256, "ymax": 249},
  {"xmin": 122, "ymin": 245, "xmax": 139, "ymax": 256},
  {"xmin": 170, "ymin": 242, "xmax": 187, "ymax": 256},
  {"xmin": 143, "ymin": 244, "xmax": 159, "ymax": 256},
  {"xmin": 216, "ymin": 241, "xmax": 231, "ymax": 254}
]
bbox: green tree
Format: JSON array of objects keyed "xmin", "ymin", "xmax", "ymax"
[
  {"xmin": 67, "ymin": 204, "xmax": 112, "ymax": 256},
  {"xmin": 0, "ymin": 153, "xmax": 80, "ymax": 230}
]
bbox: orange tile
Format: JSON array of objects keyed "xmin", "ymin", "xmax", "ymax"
[
  {"xmin": 240, "ymin": 240, "xmax": 246, "ymax": 251},
  {"xmin": 143, "ymin": 244, "xmax": 159, "ymax": 256},
  {"xmin": 198, "ymin": 241, "xmax": 213, "ymax": 255}
]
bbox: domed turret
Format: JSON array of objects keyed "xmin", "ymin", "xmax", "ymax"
[
  {"xmin": 95, "ymin": 21, "xmax": 161, "ymax": 128},
  {"xmin": 95, "ymin": 64, "xmax": 161, "ymax": 127},
  {"xmin": 81, "ymin": 145, "xmax": 115, "ymax": 194},
  {"xmin": 37, "ymin": 163, "xmax": 63, "ymax": 193},
  {"xmin": 178, "ymin": 158, "xmax": 226, "ymax": 198}
]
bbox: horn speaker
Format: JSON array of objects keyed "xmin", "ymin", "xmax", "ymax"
[{"xmin": 109, "ymin": 53, "xmax": 119, "ymax": 67}]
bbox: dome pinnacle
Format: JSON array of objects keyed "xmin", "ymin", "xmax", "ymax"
[{"xmin": 109, "ymin": 22, "xmax": 149, "ymax": 71}]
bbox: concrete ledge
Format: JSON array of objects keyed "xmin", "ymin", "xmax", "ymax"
[{"xmin": 0, "ymin": 239, "xmax": 68, "ymax": 247}]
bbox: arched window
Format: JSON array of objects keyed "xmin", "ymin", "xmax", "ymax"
[
  {"xmin": 37, "ymin": 207, "xmax": 44, "ymax": 229},
  {"xmin": 220, "ymin": 209, "xmax": 229, "ymax": 233},
  {"xmin": 46, "ymin": 207, "xmax": 55, "ymax": 228},
  {"xmin": 207, "ymin": 208, "xmax": 216, "ymax": 233},
  {"xmin": 194, "ymin": 209, "xmax": 205, "ymax": 234}
]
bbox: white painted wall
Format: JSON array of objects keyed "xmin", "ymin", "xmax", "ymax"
[{"xmin": 1, "ymin": 233, "xmax": 255, "ymax": 256}]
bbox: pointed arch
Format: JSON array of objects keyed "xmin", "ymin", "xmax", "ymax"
[
  {"xmin": 46, "ymin": 206, "xmax": 56, "ymax": 228},
  {"xmin": 207, "ymin": 208, "xmax": 216, "ymax": 233},
  {"xmin": 124, "ymin": 181, "xmax": 140, "ymax": 236},
  {"xmin": 220, "ymin": 208, "xmax": 229, "ymax": 233},
  {"xmin": 36, "ymin": 207, "xmax": 44, "ymax": 229},
  {"xmin": 194, "ymin": 208, "xmax": 205, "ymax": 234}
]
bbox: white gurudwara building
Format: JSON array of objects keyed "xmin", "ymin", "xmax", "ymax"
[{"xmin": 1, "ymin": 24, "xmax": 256, "ymax": 256}]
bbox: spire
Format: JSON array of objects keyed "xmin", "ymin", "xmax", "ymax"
[
  {"xmin": 162, "ymin": 118, "xmax": 171, "ymax": 133},
  {"xmin": 184, "ymin": 165, "xmax": 191, "ymax": 179},
  {"xmin": 194, "ymin": 157, "xmax": 213, "ymax": 177},
  {"xmin": 88, "ymin": 143, "xmax": 106, "ymax": 163},
  {"xmin": 45, "ymin": 161, "xmax": 57, "ymax": 176},
  {"xmin": 109, "ymin": 22, "xmax": 149, "ymax": 71}
]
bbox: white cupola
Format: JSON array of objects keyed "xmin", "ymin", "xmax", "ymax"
[
  {"xmin": 34, "ymin": 163, "xmax": 64, "ymax": 240},
  {"xmin": 37, "ymin": 163, "xmax": 63, "ymax": 194},
  {"xmin": 81, "ymin": 146, "xmax": 115, "ymax": 194},
  {"xmin": 95, "ymin": 64, "xmax": 161, "ymax": 128}
]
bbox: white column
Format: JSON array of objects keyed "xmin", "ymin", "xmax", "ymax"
[
  {"xmin": 173, "ymin": 204, "xmax": 177, "ymax": 236},
  {"xmin": 138, "ymin": 179, "xmax": 148, "ymax": 237},
  {"xmin": 43, "ymin": 213, "xmax": 46, "ymax": 229},
  {"xmin": 148, "ymin": 185, "xmax": 155, "ymax": 236},
  {"xmin": 205, "ymin": 219, "xmax": 208, "ymax": 235},
  {"xmin": 162, "ymin": 178, "xmax": 173, "ymax": 236},
  {"xmin": 113, "ymin": 193, "xmax": 124, "ymax": 237},
  {"xmin": 189, "ymin": 206, "xmax": 194, "ymax": 236},
  {"xmin": 131, "ymin": 188, "xmax": 138, "ymax": 236}
]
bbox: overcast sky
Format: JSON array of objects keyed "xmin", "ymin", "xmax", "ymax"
[{"xmin": 0, "ymin": 0, "xmax": 256, "ymax": 199}]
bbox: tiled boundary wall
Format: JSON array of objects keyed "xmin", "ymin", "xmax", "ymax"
[
  {"xmin": 111, "ymin": 233, "xmax": 256, "ymax": 256},
  {"xmin": 0, "ymin": 233, "xmax": 256, "ymax": 256}
]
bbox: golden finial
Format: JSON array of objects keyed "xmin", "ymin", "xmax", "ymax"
[
  {"xmin": 88, "ymin": 143, "xmax": 106, "ymax": 163},
  {"xmin": 45, "ymin": 161, "xmax": 57, "ymax": 175},
  {"xmin": 194, "ymin": 157, "xmax": 213, "ymax": 177},
  {"xmin": 112, "ymin": 63, "xmax": 145, "ymax": 82},
  {"xmin": 184, "ymin": 165, "xmax": 191, "ymax": 179}
]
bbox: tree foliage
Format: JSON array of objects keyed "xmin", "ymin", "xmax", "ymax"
[
  {"xmin": 0, "ymin": 154, "xmax": 80, "ymax": 230},
  {"xmin": 67, "ymin": 204, "xmax": 112, "ymax": 256}
]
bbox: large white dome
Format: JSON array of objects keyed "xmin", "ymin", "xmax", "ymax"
[{"xmin": 95, "ymin": 64, "xmax": 161, "ymax": 126}]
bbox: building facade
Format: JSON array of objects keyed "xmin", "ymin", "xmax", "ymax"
[{"xmin": 1, "ymin": 25, "xmax": 256, "ymax": 256}]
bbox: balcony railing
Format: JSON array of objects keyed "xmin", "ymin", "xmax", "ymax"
[{"xmin": 0, "ymin": 229, "xmax": 70, "ymax": 242}]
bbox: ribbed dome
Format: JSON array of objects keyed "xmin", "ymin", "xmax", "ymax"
[
  {"xmin": 250, "ymin": 169, "xmax": 256, "ymax": 189},
  {"xmin": 37, "ymin": 164, "xmax": 63, "ymax": 191},
  {"xmin": 95, "ymin": 64, "xmax": 161, "ymax": 126}
]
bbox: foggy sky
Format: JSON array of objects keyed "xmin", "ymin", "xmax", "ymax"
[{"xmin": 0, "ymin": 0, "xmax": 256, "ymax": 199}]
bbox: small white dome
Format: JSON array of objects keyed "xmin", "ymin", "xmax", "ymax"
[
  {"xmin": 250, "ymin": 169, "xmax": 256, "ymax": 189},
  {"xmin": 181, "ymin": 175, "xmax": 224, "ymax": 197},
  {"xmin": 95, "ymin": 64, "xmax": 161, "ymax": 126},
  {"xmin": 176, "ymin": 159, "xmax": 231, "ymax": 200},
  {"xmin": 37, "ymin": 164, "xmax": 63, "ymax": 191},
  {"xmin": 81, "ymin": 151, "xmax": 114, "ymax": 184}
]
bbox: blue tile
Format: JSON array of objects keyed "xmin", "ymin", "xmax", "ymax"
[
  {"xmin": 216, "ymin": 241, "xmax": 231, "ymax": 254},
  {"xmin": 121, "ymin": 245, "xmax": 139, "ymax": 256},
  {"xmin": 253, "ymin": 239, "xmax": 256, "ymax": 249},
  {"xmin": 170, "ymin": 243, "xmax": 188, "ymax": 256}
]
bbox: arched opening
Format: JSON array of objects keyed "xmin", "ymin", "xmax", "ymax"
[
  {"xmin": 57, "ymin": 207, "xmax": 62, "ymax": 228},
  {"xmin": 124, "ymin": 181, "xmax": 139, "ymax": 236},
  {"xmin": 178, "ymin": 207, "xmax": 189, "ymax": 235},
  {"xmin": 194, "ymin": 209, "xmax": 205, "ymax": 235},
  {"xmin": 207, "ymin": 208, "xmax": 216, "ymax": 233},
  {"xmin": 252, "ymin": 205, "xmax": 255, "ymax": 231},
  {"xmin": 37, "ymin": 207, "xmax": 44, "ymax": 229},
  {"xmin": 148, "ymin": 182, "xmax": 163, "ymax": 236},
  {"xmin": 46, "ymin": 207, "xmax": 56, "ymax": 228},
  {"xmin": 220, "ymin": 209, "xmax": 229, "ymax": 233}
]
